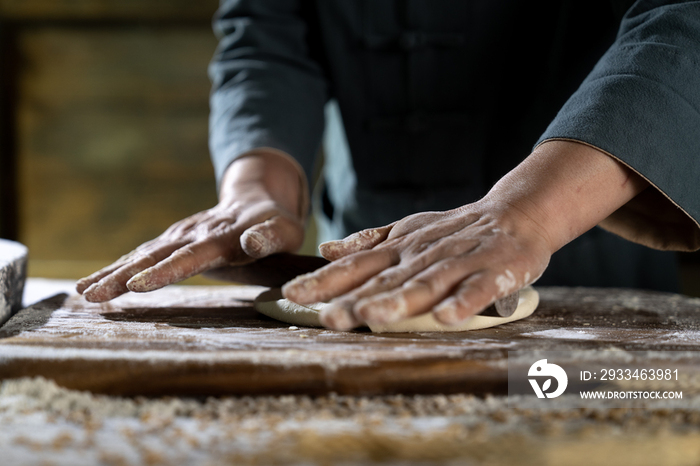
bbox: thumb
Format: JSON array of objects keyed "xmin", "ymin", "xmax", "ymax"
[
  {"xmin": 240, "ymin": 215, "xmax": 304, "ymax": 259},
  {"xmin": 318, "ymin": 223, "xmax": 395, "ymax": 261}
]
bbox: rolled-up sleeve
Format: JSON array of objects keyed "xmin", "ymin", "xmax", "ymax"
[
  {"xmin": 538, "ymin": 0, "xmax": 700, "ymax": 251},
  {"xmin": 209, "ymin": 0, "xmax": 328, "ymax": 190}
]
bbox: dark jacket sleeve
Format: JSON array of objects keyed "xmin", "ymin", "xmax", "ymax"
[
  {"xmin": 208, "ymin": 0, "xmax": 327, "ymax": 190},
  {"xmin": 538, "ymin": 0, "xmax": 700, "ymax": 251}
]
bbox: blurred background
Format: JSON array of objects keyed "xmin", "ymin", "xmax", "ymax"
[{"xmin": 0, "ymin": 0, "xmax": 697, "ymax": 294}]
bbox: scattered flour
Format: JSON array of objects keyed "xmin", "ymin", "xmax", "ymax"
[{"xmin": 2, "ymin": 377, "xmax": 700, "ymax": 466}]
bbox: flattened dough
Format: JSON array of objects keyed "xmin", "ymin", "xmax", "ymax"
[{"xmin": 254, "ymin": 286, "xmax": 539, "ymax": 333}]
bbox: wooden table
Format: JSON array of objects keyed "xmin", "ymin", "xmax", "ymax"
[{"xmin": 1, "ymin": 280, "xmax": 700, "ymax": 396}]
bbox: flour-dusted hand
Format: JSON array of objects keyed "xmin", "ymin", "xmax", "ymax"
[
  {"xmin": 77, "ymin": 150, "xmax": 307, "ymax": 302},
  {"xmin": 77, "ymin": 201, "xmax": 302, "ymax": 302},
  {"xmin": 283, "ymin": 140, "xmax": 650, "ymax": 330},
  {"xmin": 283, "ymin": 205, "xmax": 550, "ymax": 330}
]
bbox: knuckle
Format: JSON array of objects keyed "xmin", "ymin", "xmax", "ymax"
[
  {"xmin": 337, "ymin": 253, "xmax": 364, "ymax": 273},
  {"xmin": 454, "ymin": 291, "xmax": 472, "ymax": 308},
  {"xmin": 369, "ymin": 271, "xmax": 401, "ymax": 289},
  {"xmin": 331, "ymin": 255, "xmax": 357, "ymax": 275},
  {"xmin": 134, "ymin": 240, "xmax": 154, "ymax": 252},
  {"xmin": 458, "ymin": 275, "xmax": 487, "ymax": 298},
  {"xmin": 131, "ymin": 251, "xmax": 152, "ymax": 265},
  {"xmin": 405, "ymin": 276, "xmax": 438, "ymax": 294},
  {"xmin": 436, "ymin": 257, "xmax": 459, "ymax": 273},
  {"xmin": 339, "ymin": 229, "xmax": 382, "ymax": 251},
  {"xmin": 357, "ymin": 229, "xmax": 378, "ymax": 241},
  {"xmin": 405, "ymin": 250, "xmax": 435, "ymax": 271},
  {"xmin": 406, "ymin": 240, "xmax": 433, "ymax": 256}
]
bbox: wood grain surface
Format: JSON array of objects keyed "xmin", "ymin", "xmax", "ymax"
[{"xmin": 1, "ymin": 283, "xmax": 700, "ymax": 396}]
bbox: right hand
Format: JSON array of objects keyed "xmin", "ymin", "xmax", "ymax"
[{"xmin": 76, "ymin": 150, "xmax": 306, "ymax": 302}]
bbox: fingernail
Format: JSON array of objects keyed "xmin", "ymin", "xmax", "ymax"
[
  {"xmin": 83, "ymin": 281, "xmax": 125, "ymax": 303},
  {"xmin": 356, "ymin": 293, "xmax": 408, "ymax": 323},
  {"xmin": 320, "ymin": 305, "xmax": 358, "ymax": 331},
  {"xmin": 318, "ymin": 240, "xmax": 342, "ymax": 258},
  {"xmin": 433, "ymin": 300, "xmax": 464, "ymax": 325},
  {"xmin": 242, "ymin": 229, "xmax": 273, "ymax": 258},
  {"xmin": 282, "ymin": 273, "xmax": 320, "ymax": 303},
  {"xmin": 75, "ymin": 278, "xmax": 90, "ymax": 294},
  {"xmin": 82, "ymin": 283, "xmax": 100, "ymax": 301},
  {"xmin": 127, "ymin": 271, "xmax": 156, "ymax": 292}
]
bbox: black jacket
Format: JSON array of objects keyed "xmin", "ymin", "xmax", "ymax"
[{"xmin": 208, "ymin": 0, "xmax": 700, "ymax": 290}]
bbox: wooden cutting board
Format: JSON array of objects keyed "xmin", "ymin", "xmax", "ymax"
[{"xmin": 1, "ymin": 281, "xmax": 700, "ymax": 396}]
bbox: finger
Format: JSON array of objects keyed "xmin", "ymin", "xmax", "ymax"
[
  {"xmin": 331, "ymin": 262, "xmax": 420, "ymax": 303},
  {"xmin": 318, "ymin": 299, "xmax": 364, "ymax": 331},
  {"xmin": 318, "ymin": 223, "xmax": 395, "ymax": 261},
  {"xmin": 315, "ymin": 260, "xmax": 429, "ymax": 331},
  {"xmin": 282, "ymin": 248, "xmax": 396, "ymax": 304},
  {"xmin": 77, "ymin": 263, "xmax": 125, "ymax": 295},
  {"xmin": 76, "ymin": 250, "xmax": 140, "ymax": 294},
  {"xmin": 240, "ymin": 215, "xmax": 304, "ymax": 259},
  {"xmin": 126, "ymin": 240, "xmax": 231, "ymax": 293},
  {"xmin": 354, "ymin": 255, "xmax": 479, "ymax": 323},
  {"xmin": 311, "ymin": 257, "xmax": 442, "ymax": 326},
  {"xmin": 309, "ymin": 232, "xmax": 479, "ymax": 326},
  {"xmin": 161, "ymin": 214, "xmax": 201, "ymax": 238},
  {"xmin": 317, "ymin": 252, "xmax": 476, "ymax": 331},
  {"xmin": 82, "ymin": 241, "xmax": 187, "ymax": 302},
  {"xmin": 76, "ymin": 238, "xmax": 164, "ymax": 294},
  {"xmin": 433, "ymin": 270, "xmax": 519, "ymax": 325},
  {"xmin": 321, "ymin": 232, "xmax": 478, "ymax": 321}
]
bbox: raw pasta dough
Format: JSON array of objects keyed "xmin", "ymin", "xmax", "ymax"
[{"xmin": 254, "ymin": 286, "xmax": 539, "ymax": 333}]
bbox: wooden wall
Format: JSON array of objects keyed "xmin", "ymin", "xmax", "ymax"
[
  {"xmin": 2, "ymin": 1, "xmax": 223, "ymax": 279},
  {"xmin": 0, "ymin": 0, "xmax": 217, "ymax": 21},
  {"xmin": 18, "ymin": 29, "xmax": 218, "ymax": 265}
]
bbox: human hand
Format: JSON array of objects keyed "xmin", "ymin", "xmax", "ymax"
[
  {"xmin": 283, "ymin": 204, "xmax": 551, "ymax": 330},
  {"xmin": 282, "ymin": 140, "xmax": 649, "ymax": 330},
  {"xmin": 77, "ymin": 150, "xmax": 307, "ymax": 302}
]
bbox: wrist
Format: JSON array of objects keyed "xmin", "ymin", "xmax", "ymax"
[
  {"xmin": 219, "ymin": 148, "xmax": 308, "ymax": 219},
  {"xmin": 480, "ymin": 140, "xmax": 648, "ymax": 254}
]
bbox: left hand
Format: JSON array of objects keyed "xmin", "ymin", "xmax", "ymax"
[
  {"xmin": 283, "ymin": 140, "xmax": 650, "ymax": 330},
  {"xmin": 282, "ymin": 202, "xmax": 551, "ymax": 330}
]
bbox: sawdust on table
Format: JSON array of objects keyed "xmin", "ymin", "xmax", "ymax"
[{"xmin": 2, "ymin": 377, "xmax": 700, "ymax": 465}]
